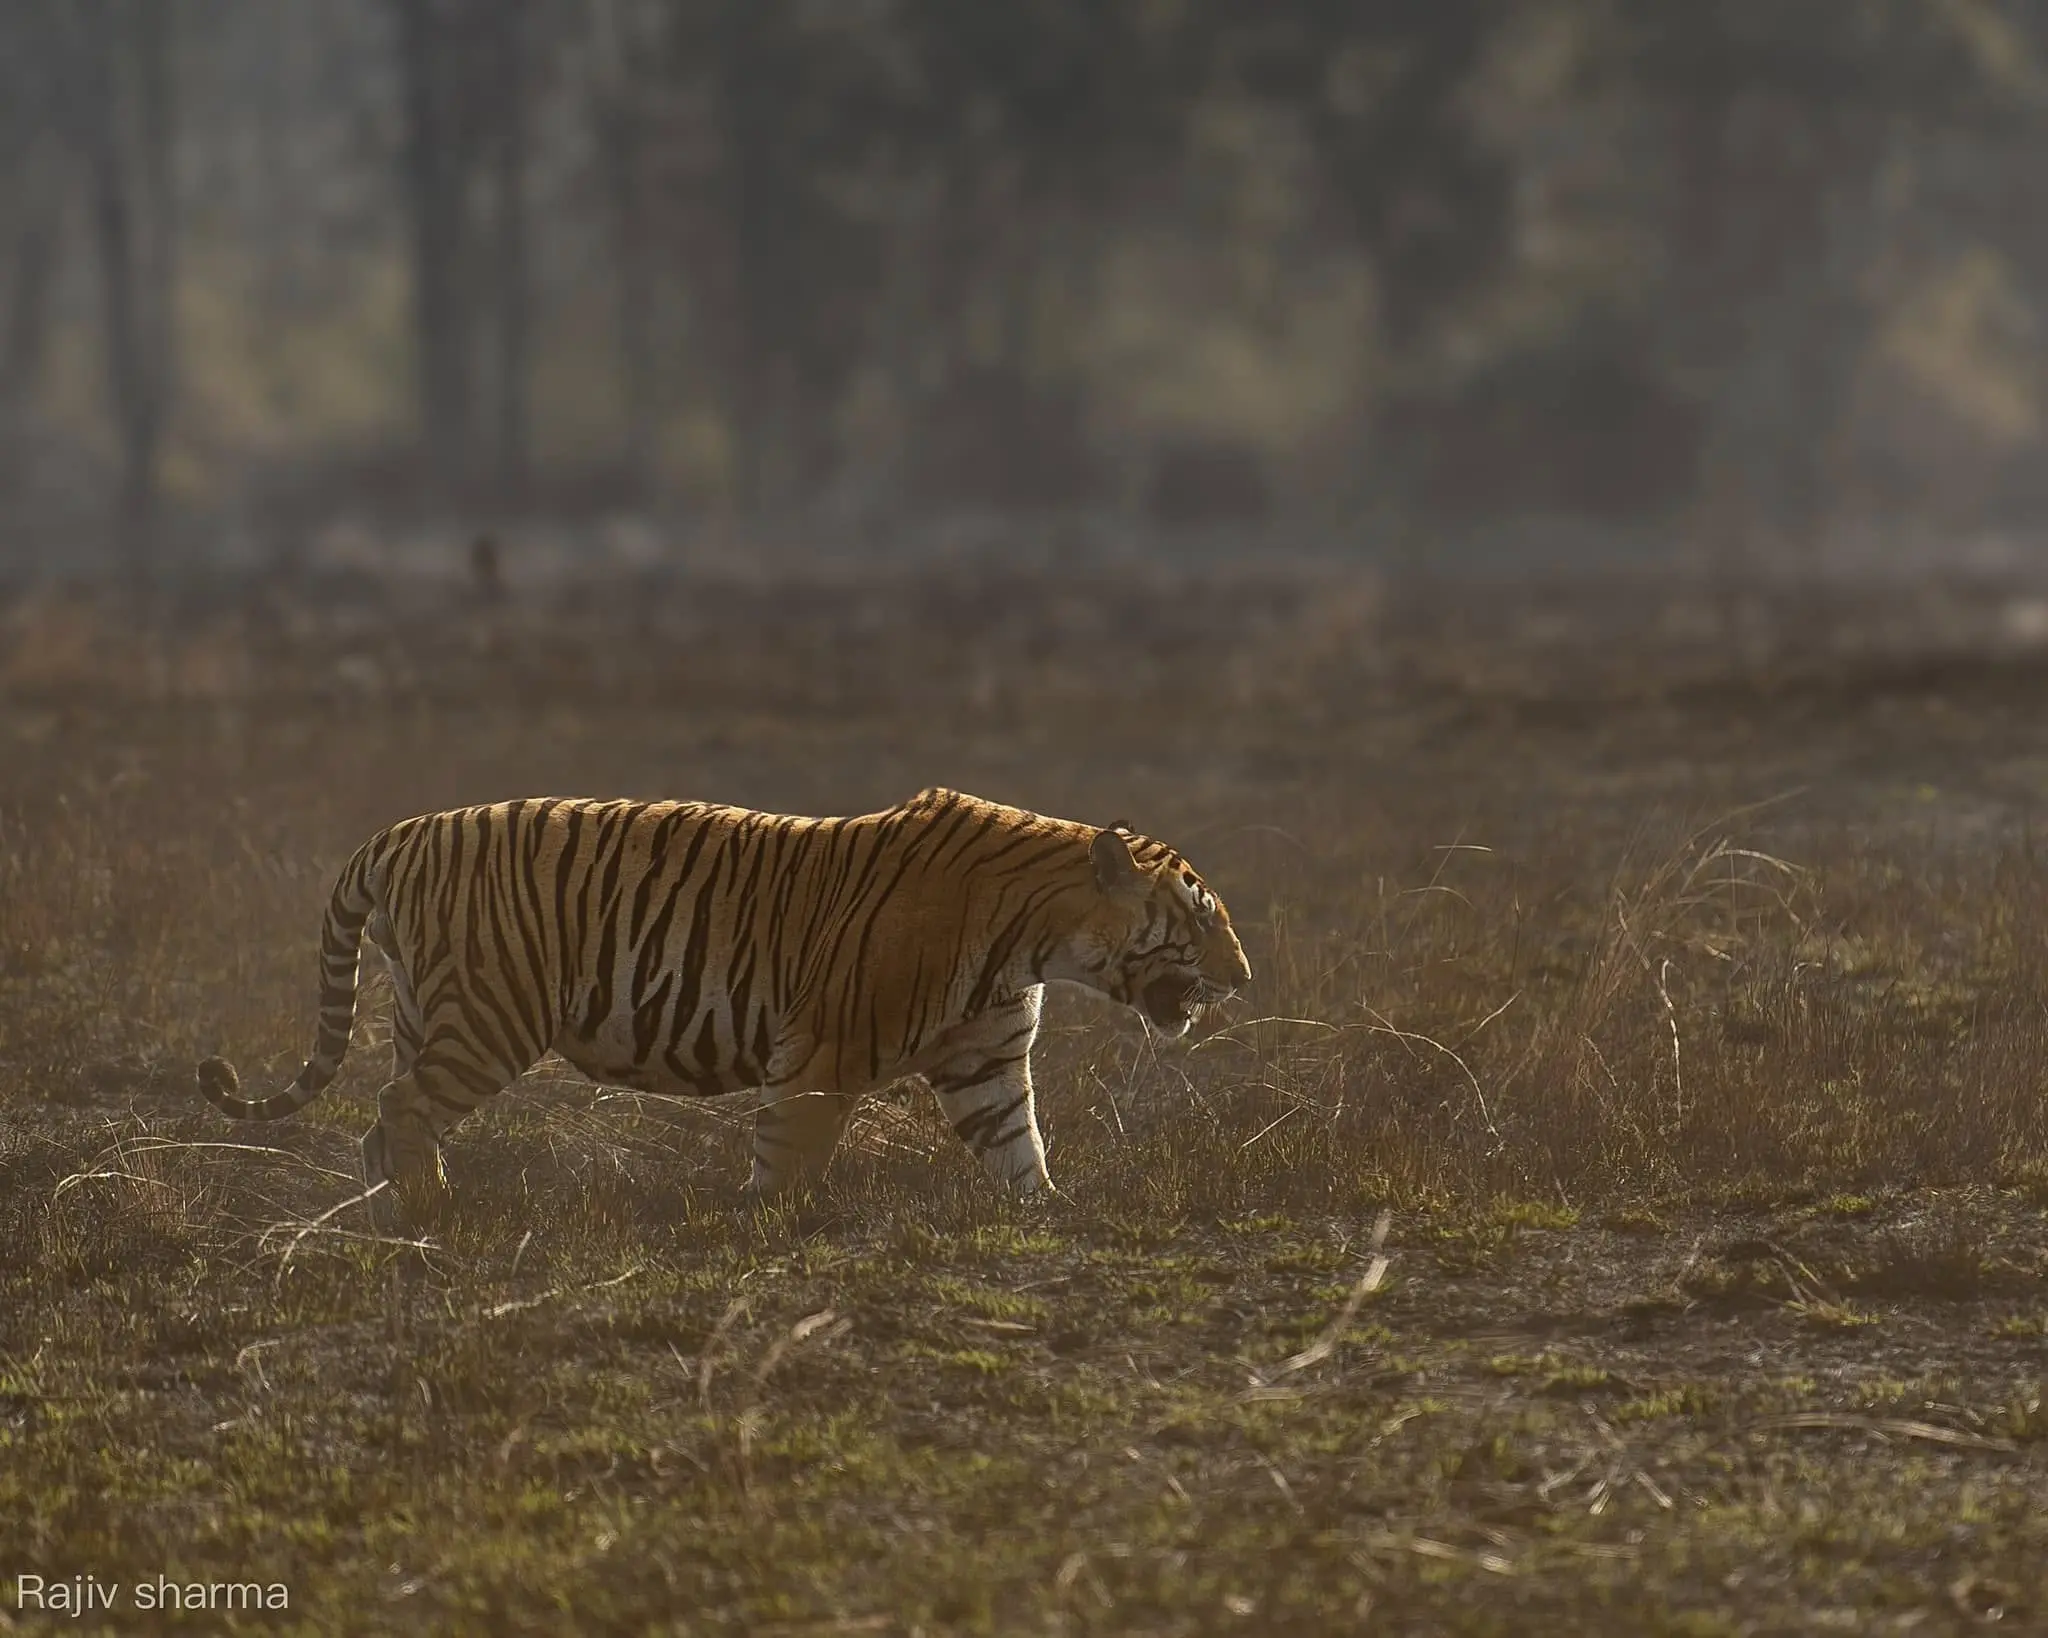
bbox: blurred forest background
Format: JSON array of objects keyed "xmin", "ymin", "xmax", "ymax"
[{"xmin": 5, "ymin": 0, "xmax": 2048, "ymax": 582}]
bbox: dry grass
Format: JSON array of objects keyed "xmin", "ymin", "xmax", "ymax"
[{"xmin": 3, "ymin": 564, "xmax": 2048, "ymax": 1632}]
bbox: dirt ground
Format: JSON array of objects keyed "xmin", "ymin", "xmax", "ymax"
[{"xmin": 2, "ymin": 564, "xmax": 2047, "ymax": 1634}]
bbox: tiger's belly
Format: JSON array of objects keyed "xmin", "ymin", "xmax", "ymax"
[{"xmin": 551, "ymin": 988, "xmax": 769, "ymax": 1099}]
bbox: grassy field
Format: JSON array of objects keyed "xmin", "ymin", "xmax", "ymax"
[{"xmin": 3, "ymin": 563, "xmax": 2048, "ymax": 1634}]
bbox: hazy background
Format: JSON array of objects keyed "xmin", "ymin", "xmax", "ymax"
[{"xmin": 7, "ymin": 0, "xmax": 2048, "ymax": 584}]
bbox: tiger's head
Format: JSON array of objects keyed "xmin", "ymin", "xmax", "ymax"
[{"xmin": 1059, "ymin": 824, "xmax": 1252, "ymax": 1037}]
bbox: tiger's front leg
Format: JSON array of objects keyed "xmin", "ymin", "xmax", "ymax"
[
  {"xmin": 925, "ymin": 991, "xmax": 1052, "ymax": 1195},
  {"xmin": 747, "ymin": 1088, "xmax": 857, "ymax": 1201}
]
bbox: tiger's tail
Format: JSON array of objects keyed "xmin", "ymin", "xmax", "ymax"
[{"xmin": 197, "ymin": 836, "xmax": 383, "ymax": 1120}]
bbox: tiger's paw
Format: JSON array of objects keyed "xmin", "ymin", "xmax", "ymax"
[{"xmin": 1008, "ymin": 1175, "xmax": 1066, "ymax": 1211}]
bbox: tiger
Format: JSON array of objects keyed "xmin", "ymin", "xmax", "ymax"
[{"xmin": 197, "ymin": 786, "xmax": 1251, "ymax": 1224}]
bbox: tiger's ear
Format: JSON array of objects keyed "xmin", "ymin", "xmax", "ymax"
[{"xmin": 1092, "ymin": 826, "xmax": 1145, "ymax": 894}]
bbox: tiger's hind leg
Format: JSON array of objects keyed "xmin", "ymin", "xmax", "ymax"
[
  {"xmin": 361, "ymin": 1067, "xmax": 469, "ymax": 1232},
  {"xmin": 358, "ymin": 934, "xmax": 537, "ymax": 1231},
  {"xmin": 360, "ymin": 912, "xmax": 441, "ymax": 1232},
  {"xmin": 363, "ymin": 1050, "xmax": 545, "ymax": 1231},
  {"xmin": 360, "ymin": 909, "xmax": 552, "ymax": 1228}
]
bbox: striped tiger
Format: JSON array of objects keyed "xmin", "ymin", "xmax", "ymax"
[{"xmin": 196, "ymin": 787, "xmax": 1250, "ymax": 1223}]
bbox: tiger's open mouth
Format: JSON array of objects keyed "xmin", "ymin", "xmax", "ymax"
[
  {"xmin": 1140, "ymin": 975, "xmax": 1234, "ymax": 1036},
  {"xmin": 1140, "ymin": 975, "xmax": 1197, "ymax": 1033}
]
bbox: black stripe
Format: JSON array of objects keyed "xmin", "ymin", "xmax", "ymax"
[
  {"xmin": 580, "ymin": 806, "xmax": 641, "ymax": 1035},
  {"xmin": 632, "ymin": 972, "xmax": 676, "ymax": 1062},
  {"xmin": 626, "ymin": 805, "xmax": 691, "ymax": 945},
  {"xmin": 966, "ymin": 905, "xmax": 1036, "ymax": 1015},
  {"xmin": 634, "ymin": 817, "xmax": 719, "ymax": 1001},
  {"xmin": 556, "ymin": 804, "xmax": 589, "ymax": 1005},
  {"xmin": 660, "ymin": 847, "xmax": 728, "ymax": 1064},
  {"xmin": 951, "ymin": 1090, "xmax": 1029, "ymax": 1149},
  {"xmin": 931, "ymin": 1047, "xmax": 1031, "ymax": 1096}
]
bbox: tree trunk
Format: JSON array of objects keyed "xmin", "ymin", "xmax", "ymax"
[
  {"xmin": 72, "ymin": 0, "xmax": 177, "ymax": 582},
  {"xmin": 590, "ymin": 0, "xmax": 654, "ymax": 492},
  {"xmin": 720, "ymin": 0, "xmax": 773, "ymax": 517},
  {"xmin": 491, "ymin": 0, "xmax": 530, "ymax": 499},
  {"xmin": 392, "ymin": 0, "xmax": 470, "ymax": 489},
  {"xmin": 2, "ymin": 139, "xmax": 59, "ymax": 402}
]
